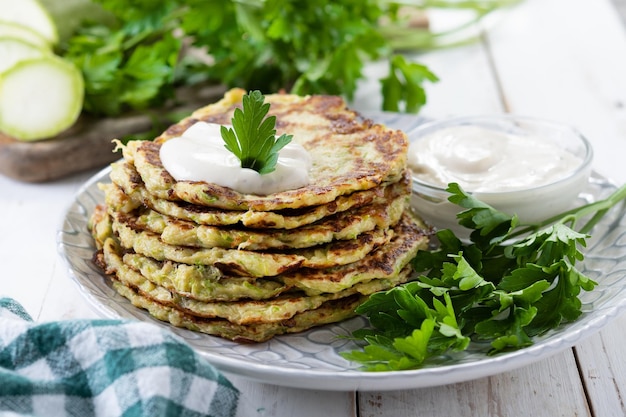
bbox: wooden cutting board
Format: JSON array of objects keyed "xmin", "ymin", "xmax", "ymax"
[
  {"xmin": 0, "ymin": 84, "xmax": 226, "ymax": 183},
  {"xmin": 0, "ymin": 115, "xmax": 151, "ymax": 182}
]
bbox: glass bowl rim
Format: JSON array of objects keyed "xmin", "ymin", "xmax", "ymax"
[{"xmin": 407, "ymin": 114, "xmax": 594, "ymax": 197}]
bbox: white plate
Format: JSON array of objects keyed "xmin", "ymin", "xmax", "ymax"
[{"xmin": 57, "ymin": 113, "xmax": 626, "ymax": 391}]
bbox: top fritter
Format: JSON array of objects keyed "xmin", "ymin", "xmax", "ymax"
[{"xmin": 120, "ymin": 88, "xmax": 408, "ymax": 211}]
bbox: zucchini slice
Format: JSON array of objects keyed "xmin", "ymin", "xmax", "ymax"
[{"xmin": 0, "ymin": 55, "xmax": 84, "ymax": 141}]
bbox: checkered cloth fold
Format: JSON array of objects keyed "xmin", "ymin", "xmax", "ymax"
[{"xmin": 0, "ymin": 298, "xmax": 239, "ymax": 417}]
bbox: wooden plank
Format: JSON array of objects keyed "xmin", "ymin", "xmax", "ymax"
[
  {"xmin": 574, "ymin": 314, "xmax": 626, "ymax": 417},
  {"xmin": 228, "ymin": 375, "xmax": 356, "ymax": 417},
  {"xmin": 358, "ymin": 354, "xmax": 590, "ymax": 417},
  {"xmin": 485, "ymin": 0, "xmax": 626, "ymax": 183}
]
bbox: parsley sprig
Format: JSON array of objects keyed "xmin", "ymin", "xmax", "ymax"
[
  {"xmin": 221, "ymin": 90, "xmax": 292, "ymax": 175},
  {"xmin": 342, "ymin": 182, "xmax": 626, "ymax": 371}
]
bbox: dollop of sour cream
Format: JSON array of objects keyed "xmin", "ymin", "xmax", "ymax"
[
  {"xmin": 159, "ymin": 122, "xmax": 312, "ymax": 195},
  {"xmin": 408, "ymin": 125, "xmax": 583, "ymax": 192}
]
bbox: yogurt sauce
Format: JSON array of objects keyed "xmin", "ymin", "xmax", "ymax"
[
  {"xmin": 408, "ymin": 125, "xmax": 583, "ymax": 192},
  {"xmin": 159, "ymin": 121, "xmax": 312, "ymax": 195}
]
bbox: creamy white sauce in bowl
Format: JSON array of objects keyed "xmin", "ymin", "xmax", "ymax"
[{"xmin": 407, "ymin": 115, "xmax": 593, "ymax": 234}]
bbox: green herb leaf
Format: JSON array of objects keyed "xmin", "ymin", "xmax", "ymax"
[
  {"xmin": 221, "ymin": 90, "xmax": 292, "ymax": 175},
  {"xmin": 63, "ymin": 20, "xmax": 181, "ymax": 116},
  {"xmin": 381, "ymin": 55, "xmax": 438, "ymax": 113},
  {"xmin": 58, "ymin": 0, "xmax": 447, "ymax": 118},
  {"xmin": 344, "ymin": 183, "xmax": 626, "ymax": 370}
]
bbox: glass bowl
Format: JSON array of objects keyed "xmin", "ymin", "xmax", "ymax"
[{"xmin": 407, "ymin": 115, "xmax": 594, "ymax": 235}]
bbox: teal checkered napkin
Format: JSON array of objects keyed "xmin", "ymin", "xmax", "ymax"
[{"xmin": 0, "ymin": 298, "xmax": 239, "ymax": 417}]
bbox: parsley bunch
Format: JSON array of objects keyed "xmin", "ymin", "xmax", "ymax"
[
  {"xmin": 57, "ymin": 0, "xmax": 443, "ymax": 117},
  {"xmin": 342, "ymin": 183, "xmax": 626, "ymax": 371}
]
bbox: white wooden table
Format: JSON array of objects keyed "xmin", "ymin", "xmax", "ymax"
[{"xmin": 2, "ymin": 0, "xmax": 625, "ymax": 415}]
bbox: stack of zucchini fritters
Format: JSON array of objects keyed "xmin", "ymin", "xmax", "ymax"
[{"xmin": 90, "ymin": 89, "xmax": 430, "ymax": 342}]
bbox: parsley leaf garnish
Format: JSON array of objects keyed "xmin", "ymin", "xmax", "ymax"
[
  {"xmin": 343, "ymin": 182, "xmax": 626, "ymax": 371},
  {"xmin": 220, "ymin": 90, "xmax": 292, "ymax": 175}
]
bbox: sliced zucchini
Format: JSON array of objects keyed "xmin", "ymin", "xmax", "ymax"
[
  {"xmin": 0, "ymin": 37, "xmax": 47, "ymax": 74},
  {"xmin": 0, "ymin": 55, "xmax": 84, "ymax": 141},
  {"xmin": 0, "ymin": 0, "xmax": 58, "ymax": 45},
  {"xmin": 0, "ymin": 22, "xmax": 51, "ymax": 49}
]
